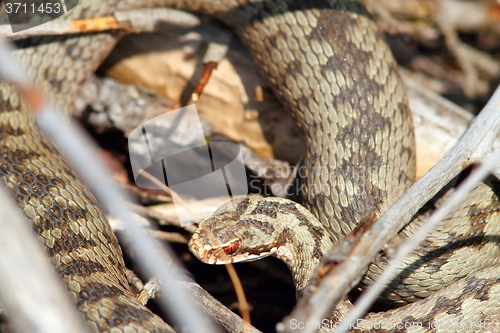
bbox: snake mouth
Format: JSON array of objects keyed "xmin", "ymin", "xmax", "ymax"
[
  {"xmin": 225, "ymin": 248, "xmax": 278, "ymax": 264},
  {"xmin": 203, "ymin": 248, "xmax": 278, "ymax": 265},
  {"xmin": 188, "ymin": 236, "xmax": 278, "ymax": 265}
]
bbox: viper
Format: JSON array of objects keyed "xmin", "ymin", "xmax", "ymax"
[
  {"xmin": 1, "ymin": 1, "xmax": 499, "ymax": 333},
  {"xmin": 185, "ymin": 0, "xmax": 500, "ymax": 332}
]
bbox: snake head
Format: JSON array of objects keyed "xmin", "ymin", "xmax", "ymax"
[
  {"xmin": 188, "ymin": 197, "xmax": 284, "ymax": 264},
  {"xmin": 189, "ymin": 234, "xmax": 251, "ymax": 264}
]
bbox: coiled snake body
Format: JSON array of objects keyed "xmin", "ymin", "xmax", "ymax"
[{"xmin": 1, "ymin": 0, "xmax": 500, "ymax": 333}]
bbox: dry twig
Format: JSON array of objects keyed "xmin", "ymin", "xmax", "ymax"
[{"xmin": 0, "ymin": 186, "xmax": 89, "ymax": 333}]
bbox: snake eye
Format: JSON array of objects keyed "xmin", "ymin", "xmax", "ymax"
[{"xmin": 223, "ymin": 242, "xmax": 238, "ymax": 255}]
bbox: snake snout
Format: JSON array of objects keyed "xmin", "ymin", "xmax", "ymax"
[{"xmin": 188, "ymin": 235, "xmax": 239, "ymax": 264}]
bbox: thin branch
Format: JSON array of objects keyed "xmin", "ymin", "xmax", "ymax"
[
  {"xmin": 191, "ymin": 25, "xmax": 232, "ymax": 102},
  {"xmin": 281, "ymin": 84, "xmax": 500, "ymax": 333},
  {"xmin": 138, "ymin": 169, "xmax": 201, "ymax": 223},
  {"xmin": 181, "ymin": 281, "xmax": 263, "ymax": 333},
  {"xmin": 149, "ymin": 230, "xmax": 189, "ymax": 244},
  {"xmin": 225, "ymin": 264, "xmax": 252, "ymax": 333},
  {"xmin": 137, "ymin": 278, "xmax": 161, "ymax": 305},
  {"xmin": 128, "ymin": 203, "xmax": 198, "ymax": 234}
]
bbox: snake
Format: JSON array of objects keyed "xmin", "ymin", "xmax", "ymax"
[
  {"xmin": 1, "ymin": 0, "xmax": 499, "ymax": 333},
  {"xmin": 183, "ymin": 0, "xmax": 500, "ymax": 332}
]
